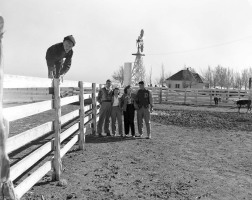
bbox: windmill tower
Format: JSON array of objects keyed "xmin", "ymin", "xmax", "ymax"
[{"xmin": 132, "ymin": 29, "xmax": 145, "ymax": 85}]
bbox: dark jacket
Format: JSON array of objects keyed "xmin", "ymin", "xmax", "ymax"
[
  {"xmin": 121, "ymin": 93, "xmax": 137, "ymax": 112},
  {"xmin": 135, "ymin": 88, "xmax": 153, "ymax": 109},
  {"xmin": 46, "ymin": 42, "xmax": 73, "ymax": 75}
]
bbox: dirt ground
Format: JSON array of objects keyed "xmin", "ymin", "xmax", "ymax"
[{"xmin": 18, "ymin": 104, "xmax": 252, "ymax": 200}]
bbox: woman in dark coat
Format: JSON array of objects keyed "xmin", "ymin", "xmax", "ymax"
[{"xmin": 121, "ymin": 85, "xmax": 136, "ymax": 137}]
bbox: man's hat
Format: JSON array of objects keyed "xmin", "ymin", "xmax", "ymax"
[
  {"xmin": 63, "ymin": 35, "xmax": 76, "ymax": 46},
  {"xmin": 106, "ymin": 79, "xmax": 112, "ymax": 82},
  {"xmin": 138, "ymin": 81, "xmax": 144, "ymax": 85}
]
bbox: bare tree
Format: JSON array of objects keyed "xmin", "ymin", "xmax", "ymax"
[
  {"xmin": 154, "ymin": 77, "xmax": 160, "ymax": 87},
  {"xmin": 154, "ymin": 64, "xmax": 167, "ymax": 87},
  {"xmin": 215, "ymin": 65, "xmax": 227, "ymax": 89},
  {"xmin": 230, "ymin": 70, "xmax": 236, "ymax": 89},
  {"xmin": 204, "ymin": 65, "xmax": 250, "ymax": 89},
  {"xmin": 212, "ymin": 68, "xmax": 218, "ymax": 88},
  {"xmin": 165, "ymin": 71, "xmax": 171, "ymax": 79},
  {"xmin": 147, "ymin": 66, "xmax": 153, "ymax": 86},
  {"xmin": 248, "ymin": 67, "xmax": 252, "ymax": 78},
  {"xmin": 203, "ymin": 65, "xmax": 213, "ymax": 88},
  {"xmin": 225, "ymin": 68, "xmax": 233, "ymax": 89},
  {"xmin": 234, "ymin": 71, "xmax": 242, "ymax": 89},
  {"xmin": 248, "ymin": 67, "xmax": 252, "ymax": 89},
  {"xmin": 112, "ymin": 66, "xmax": 124, "ymax": 86},
  {"xmin": 160, "ymin": 64, "xmax": 165, "ymax": 86},
  {"xmin": 241, "ymin": 68, "xmax": 249, "ymax": 90},
  {"xmin": 139, "ymin": 65, "xmax": 146, "ymax": 84},
  {"xmin": 164, "ymin": 71, "xmax": 171, "ymax": 87}
]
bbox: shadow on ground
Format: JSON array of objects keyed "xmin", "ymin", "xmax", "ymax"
[{"xmin": 85, "ymin": 134, "xmax": 144, "ymax": 144}]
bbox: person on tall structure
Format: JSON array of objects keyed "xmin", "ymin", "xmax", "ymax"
[
  {"xmin": 135, "ymin": 81, "xmax": 153, "ymax": 139},
  {"xmin": 111, "ymin": 87, "xmax": 123, "ymax": 137},
  {"xmin": 46, "ymin": 35, "xmax": 76, "ymax": 79},
  {"xmin": 97, "ymin": 79, "xmax": 113, "ymax": 136},
  {"xmin": 121, "ymin": 85, "xmax": 136, "ymax": 137}
]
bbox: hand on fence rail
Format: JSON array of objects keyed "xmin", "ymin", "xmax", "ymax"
[
  {"xmin": 48, "ymin": 71, "xmax": 54, "ymax": 79},
  {"xmin": 150, "ymin": 106, "xmax": 154, "ymax": 113},
  {"xmin": 60, "ymin": 75, "xmax": 64, "ymax": 83}
]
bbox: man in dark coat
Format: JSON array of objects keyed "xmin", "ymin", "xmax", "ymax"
[
  {"xmin": 46, "ymin": 35, "xmax": 76, "ymax": 79},
  {"xmin": 135, "ymin": 81, "xmax": 153, "ymax": 139}
]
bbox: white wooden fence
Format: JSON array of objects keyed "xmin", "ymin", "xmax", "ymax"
[
  {"xmin": 148, "ymin": 87, "xmax": 251, "ymax": 106},
  {"xmin": 4, "ymin": 75, "xmax": 250, "ymax": 198},
  {"xmin": 3, "ymin": 75, "xmax": 100, "ymax": 199}
]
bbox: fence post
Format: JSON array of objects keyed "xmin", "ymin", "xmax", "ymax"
[
  {"xmin": 210, "ymin": 90, "xmax": 212, "ymax": 105},
  {"xmin": 159, "ymin": 88, "xmax": 162, "ymax": 104},
  {"xmin": 184, "ymin": 88, "xmax": 187, "ymax": 104},
  {"xmin": 227, "ymin": 88, "xmax": 230, "ymax": 102},
  {"xmin": 78, "ymin": 81, "xmax": 85, "ymax": 150},
  {"xmin": 166, "ymin": 87, "xmax": 168, "ymax": 102},
  {"xmin": 249, "ymin": 78, "xmax": 252, "ymax": 100},
  {"xmin": 92, "ymin": 83, "xmax": 97, "ymax": 135},
  {"xmin": 195, "ymin": 90, "xmax": 198, "ymax": 106},
  {"xmin": 52, "ymin": 79, "xmax": 62, "ymax": 181},
  {"xmin": 156, "ymin": 88, "xmax": 158, "ymax": 104}
]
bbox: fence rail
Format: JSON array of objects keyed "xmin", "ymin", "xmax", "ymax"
[
  {"xmin": 147, "ymin": 87, "xmax": 251, "ymax": 106},
  {"xmin": 3, "ymin": 74, "xmax": 100, "ymax": 199}
]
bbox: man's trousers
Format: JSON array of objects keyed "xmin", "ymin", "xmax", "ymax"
[
  {"xmin": 97, "ymin": 102, "xmax": 112, "ymax": 135},
  {"xmin": 111, "ymin": 106, "xmax": 123, "ymax": 136},
  {"xmin": 137, "ymin": 106, "xmax": 151, "ymax": 137},
  {"xmin": 123, "ymin": 104, "xmax": 135, "ymax": 136},
  {"xmin": 46, "ymin": 60, "xmax": 63, "ymax": 78}
]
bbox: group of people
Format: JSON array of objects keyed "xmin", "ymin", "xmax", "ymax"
[
  {"xmin": 45, "ymin": 36, "xmax": 153, "ymax": 139},
  {"xmin": 97, "ymin": 79, "xmax": 153, "ymax": 139}
]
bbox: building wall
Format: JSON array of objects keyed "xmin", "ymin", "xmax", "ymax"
[
  {"xmin": 166, "ymin": 80, "xmax": 183, "ymax": 89},
  {"xmin": 192, "ymin": 83, "xmax": 205, "ymax": 89},
  {"xmin": 166, "ymin": 80, "xmax": 205, "ymax": 89}
]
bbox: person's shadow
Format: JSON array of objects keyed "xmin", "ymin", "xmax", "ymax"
[{"xmin": 85, "ymin": 134, "xmax": 143, "ymax": 144}]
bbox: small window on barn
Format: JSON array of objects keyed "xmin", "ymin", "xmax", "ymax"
[
  {"xmin": 168, "ymin": 84, "xmax": 171, "ymax": 88},
  {"xmin": 175, "ymin": 84, "xmax": 180, "ymax": 88}
]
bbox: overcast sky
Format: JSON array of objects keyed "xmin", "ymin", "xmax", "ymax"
[{"xmin": 1, "ymin": 0, "xmax": 252, "ymax": 83}]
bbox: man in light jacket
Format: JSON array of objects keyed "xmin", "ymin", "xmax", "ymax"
[{"xmin": 97, "ymin": 79, "xmax": 113, "ymax": 136}]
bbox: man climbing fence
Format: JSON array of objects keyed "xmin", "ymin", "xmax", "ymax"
[{"xmin": 46, "ymin": 35, "xmax": 76, "ymax": 81}]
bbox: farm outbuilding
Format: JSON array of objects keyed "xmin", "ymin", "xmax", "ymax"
[{"xmin": 166, "ymin": 68, "xmax": 207, "ymax": 89}]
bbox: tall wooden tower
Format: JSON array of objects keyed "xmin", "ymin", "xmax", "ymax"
[{"xmin": 132, "ymin": 29, "xmax": 145, "ymax": 85}]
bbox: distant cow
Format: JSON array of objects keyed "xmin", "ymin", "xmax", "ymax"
[
  {"xmin": 235, "ymin": 99, "xmax": 252, "ymax": 113},
  {"xmin": 214, "ymin": 97, "xmax": 221, "ymax": 105}
]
